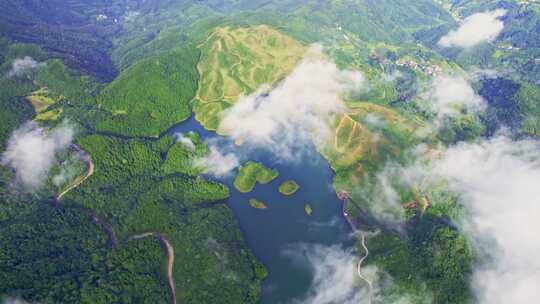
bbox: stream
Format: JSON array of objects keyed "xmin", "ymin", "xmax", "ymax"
[{"xmin": 170, "ymin": 114, "xmax": 355, "ymax": 303}]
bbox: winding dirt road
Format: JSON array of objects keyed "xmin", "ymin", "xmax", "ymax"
[
  {"xmin": 158, "ymin": 234, "xmax": 176, "ymax": 304},
  {"xmin": 338, "ymin": 190, "xmax": 373, "ymax": 303},
  {"xmin": 54, "ymin": 147, "xmax": 177, "ymax": 304},
  {"xmin": 128, "ymin": 233, "xmax": 177, "ymax": 304},
  {"xmin": 357, "ymin": 232, "xmax": 373, "ymax": 304},
  {"xmin": 55, "ymin": 146, "xmax": 94, "ymax": 202}
]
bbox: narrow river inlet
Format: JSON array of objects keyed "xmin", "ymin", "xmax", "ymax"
[{"xmin": 171, "ymin": 114, "xmax": 355, "ymax": 303}]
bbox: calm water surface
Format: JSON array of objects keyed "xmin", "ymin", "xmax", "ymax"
[{"xmin": 171, "ymin": 115, "xmax": 354, "ymax": 303}]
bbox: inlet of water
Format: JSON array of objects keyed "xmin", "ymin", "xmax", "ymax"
[{"xmin": 170, "ymin": 114, "xmax": 354, "ymax": 303}]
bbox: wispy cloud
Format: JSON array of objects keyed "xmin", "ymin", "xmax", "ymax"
[
  {"xmin": 378, "ymin": 135, "xmax": 540, "ymax": 303},
  {"xmin": 174, "ymin": 132, "xmax": 195, "ymax": 150},
  {"xmin": 439, "ymin": 10, "xmax": 507, "ymax": 49},
  {"xmin": 219, "ymin": 47, "xmax": 366, "ymax": 162},
  {"xmin": 346, "ymin": 132, "xmax": 540, "ymax": 303},
  {"xmin": 285, "ymin": 244, "xmax": 427, "ymax": 304},
  {"xmin": 431, "ymin": 136, "xmax": 540, "ymax": 304},
  {"xmin": 1, "ymin": 121, "xmax": 74, "ymax": 190},
  {"xmin": 7, "ymin": 56, "xmax": 44, "ymax": 77},
  {"xmin": 380, "ymin": 70, "xmax": 403, "ymax": 83},
  {"xmin": 424, "ymin": 74, "xmax": 486, "ymax": 119},
  {"xmin": 193, "ymin": 140, "xmax": 240, "ymax": 178},
  {"xmin": 52, "ymin": 150, "xmax": 88, "ymax": 188},
  {"xmin": 285, "ymin": 244, "xmax": 368, "ymax": 304}
]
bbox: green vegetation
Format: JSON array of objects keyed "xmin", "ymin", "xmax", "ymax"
[
  {"xmin": 61, "ymin": 133, "xmax": 265, "ymax": 303},
  {"xmin": 434, "ymin": 0, "xmax": 540, "ymax": 84},
  {"xmin": 0, "ymin": 41, "xmax": 103, "ymax": 150},
  {"xmin": 366, "ymin": 215, "xmax": 472, "ymax": 303},
  {"xmin": 1, "ymin": 1, "xmax": 539, "ymax": 303},
  {"xmin": 320, "ymin": 102, "xmax": 420, "ymax": 207},
  {"xmin": 234, "ymin": 161, "xmax": 278, "ymax": 193},
  {"xmin": 26, "ymin": 88, "xmax": 63, "ymax": 121},
  {"xmin": 95, "ymin": 46, "xmax": 199, "ymax": 137},
  {"xmin": 304, "ymin": 204, "xmax": 313, "ymax": 216},
  {"xmin": 0, "ymin": 1, "xmax": 117, "ymax": 81},
  {"xmin": 0, "ymin": 42, "xmax": 40, "ymax": 149},
  {"xmin": 0, "ymin": 204, "xmax": 170, "ymax": 303},
  {"xmin": 480, "ymin": 78, "xmax": 540, "ymax": 137},
  {"xmin": 0, "ymin": 35, "xmax": 265, "ymax": 303},
  {"xmin": 162, "ymin": 132, "xmax": 207, "ymax": 176},
  {"xmin": 194, "ymin": 25, "xmax": 306, "ymax": 131},
  {"xmin": 249, "ymin": 198, "xmax": 268, "ymax": 210},
  {"xmin": 0, "ymin": 93, "xmax": 34, "ymax": 150},
  {"xmin": 278, "ymin": 180, "xmax": 300, "ymax": 196}
]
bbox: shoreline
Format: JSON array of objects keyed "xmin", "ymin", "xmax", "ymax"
[{"xmin": 338, "ymin": 190, "xmax": 373, "ymax": 302}]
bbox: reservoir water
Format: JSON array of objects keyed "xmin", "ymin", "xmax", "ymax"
[{"xmin": 171, "ymin": 114, "xmax": 354, "ymax": 303}]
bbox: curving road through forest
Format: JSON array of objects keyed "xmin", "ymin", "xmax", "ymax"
[
  {"xmin": 357, "ymin": 232, "xmax": 373, "ymax": 304},
  {"xmin": 128, "ymin": 232, "xmax": 177, "ymax": 304},
  {"xmin": 55, "ymin": 147, "xmax": 177, "ymax": 304},
  {"xmin": 338, "ymin": 190, "xmax": 374, "ymax": 303},
  {"xmin": 55, "ymin": 145, "xmax": 95, "ymax": 203}
]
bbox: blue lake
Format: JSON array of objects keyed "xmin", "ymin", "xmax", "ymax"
[{"xmin": 170, "ymin": 115, "xmax": 354, "ymax": 303}]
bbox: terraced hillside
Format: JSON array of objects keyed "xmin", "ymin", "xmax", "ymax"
[
  {"xmin": 194, "ymin": 25, "xmax": 306, "ymax": 130},
  {"xmin": 319, "ymin": 102, "xmax": 422, "ymax": 218},
  {"xmin": 322, "ymin": 103, "xmax": 418, "ymax": 172}
]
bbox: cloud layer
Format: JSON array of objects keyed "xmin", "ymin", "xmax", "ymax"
[
  {"xmin": 424, "ymin": 74, "xmax": 486, "ymax": 119},
  {"xmin": 1, "ymin": 121, "xmax": 74, "ymax": 190},
  {"xmin": 287, "ymin": 244, "xmax": 422, "ymax": 304},
  {"xmin": 174, "ymin": 132, "xmax": 195, "ymax": 150},
  {"xmin": 439, "ymin": 10, "xmax": 507, "ymax": 49},
  {"xmin": 193, "ymin": 141, "xmax": 240, "ymax": 178},
  {"xmin": 356, "ymin": 134, "xmax": 540, "ymax": 303},
  {"xmin": 219, "ymin": 53, "xmax": 366, "ymax": 162},
  {"xmin": 7, "ymin": 56, "xmax": 44, "ymax": 77},
  {"xmin": 432, "ymin": 136, "xmax": 540, "ymax": 304},
  {"xmin": 286, "ymin": 244, "xmax": 369, "ymax": 304}
]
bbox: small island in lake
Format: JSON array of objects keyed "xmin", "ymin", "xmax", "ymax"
[
  {"xmin": 234, "ymin": 161, "xmax": 279, "ymax": 193},
  {"xmin": 249, "ymin": 198, "xmax": 268, "ymax": 210},
  {"xmin": 279, "ymin": 180, "xmax": 300, "ymax": 196},
  {"xmin": 304, "ymin": 204, "xmax": 313, "ymax": 216}
]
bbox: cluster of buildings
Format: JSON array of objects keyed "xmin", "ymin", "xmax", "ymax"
[{"xmin": 395, "ymin": 58, "xmax": 443, "ymax": 76}]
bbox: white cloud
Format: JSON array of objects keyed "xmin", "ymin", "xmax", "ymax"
[
  {"xmin": 286, "ymin": 244, "xmax": 426, "ymax": 304},
  {"xmin": 423, "ymin": 74, "xmax": 485, "ymax": 120},
  {"xmin": 431, "ymin": 136, "xmax": 540, "ymax": 304},
  {"xmin": 439, "ymin": 10, "xmax": 507, "ymax": 49},
  {"xmin": 363, "ymin": 113, "xmax": 384, "ymax": 128},
  {"xmin": 380, "ymin": 70, "xmax": 403, "ymax": 83},
  {"xmin": 174, "ymin": 132, "xmax": 195, "ymax": 150},
  {"xmin": 193, "ymin": 142, "xmax": 240, "ymax": 178},
  {"xmin": 7, "ymin": 56, "xmax": 44, "ymax": 77},
  {"xmin": 468, "ymin": 67, "xmax": 501, "ymax": 80},
  {"xmin": 52, "ymin": 151, "xmax": 88, "ymax": 188},
  {"xmin": 219, "ymin": 50, "xmax": 366, "ymax": 162},
  {"xmin": 344, "ymin": 134, "xmax": 540, "ymax": 303},
  {"xmin": 286, "ymin": 244, "xmax": 369, "ymax": 304},
  {"xmin": 370, "ymin": 166, "xmax": 407, "ymax": 224},
  {"xmin": 355, "ymin": 154, "xmax": 434, "ymax": 226},
  {"xmin": 1, "ymin": 121, "xmax": 74, "ymax": 190}
]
